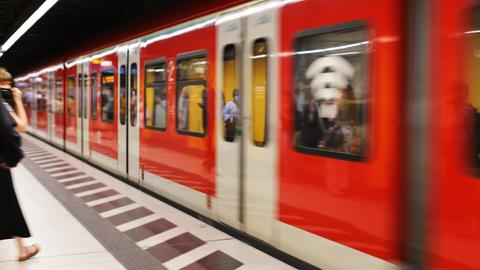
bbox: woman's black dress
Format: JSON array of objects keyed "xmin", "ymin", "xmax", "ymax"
[
  {"xmin": 0, "ymin": 96, "xmax": 30, "ymax": 240},
  {"xmin": 0, "ymin": 168, "xmax": 31, "ymax": 240}
]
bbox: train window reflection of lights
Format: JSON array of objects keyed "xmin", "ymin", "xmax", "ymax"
[
  {"xmin": 0, "ymin": 0, "xmax": 59, "ymax": 57},
  {"xmin": 295, "ymin": 41, "xmax": 369, "ymax": 55},
  {"xmin": 465, "ymin": 30, "xmax": 480, "ymax": 34}
]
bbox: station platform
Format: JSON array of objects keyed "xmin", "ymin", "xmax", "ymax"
[{"xmin": 0, "ymin": 135, "xmax": 295, "ymax": 270}]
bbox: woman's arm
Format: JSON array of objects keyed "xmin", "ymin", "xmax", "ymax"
[{"xmin": 10, "ymin": 87, "xmax": 28, "ymax": 132}]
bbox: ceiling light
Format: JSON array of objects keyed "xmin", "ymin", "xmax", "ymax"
[{"xmin": 0, "ymin": 0, "xmax": 59, "ymax": 57}]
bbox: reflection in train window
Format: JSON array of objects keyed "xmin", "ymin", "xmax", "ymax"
[
  {"xmin": 37, "ymin": 79, "xmax": 47, "ymax": 112},
  {"xmin": 176, "ymin": 54, "xmax": 207, "ymax": 136},
  {"xmin": 77, "ymin": 75, "xmax": 82, "ymax": 118},
  {"xmin": 101, "ymin": 68, "xmax": 115, "ymax": 122},
  {"xmin": 252, "ymin": 39, "xmax": 268, "ymax": 147},
  {"xmin": 293, "ymin": 24, "xmax": 369, "ymax": 159},
  {"xmin": 83, "ymin": 74, "xmax": 88, "ymax": 119},
  {"xmin": 55, "ymin": 78, "xmax": 63, "ymax": 114},
  {"xmin": 466, "ymin": 8, "xmax": 480, "ymax": 170},
  {"xmin": 145, "ymin": 61, "xmax": 167, "ymax": 130},
  {"xmin": 48, "ymin": 79, "xmax": 54, "ymax": 113},
  {"xmin": 120, "ymin": 65, "xmax": 127, "ymax": 125},
  {"xmin": 130, "ymin": 63, "xmax": 138, "ymax": 127},
  {"xmin": 91, "ymin": 73, "xmax": 98, "ymax": 120},
  {"xmin": 222, "ymin": 44, "xmax": 239, "ymax": 142},
  {"xmin": 67, "ymin": 76, "xmax": 75, "ymax": 116}
]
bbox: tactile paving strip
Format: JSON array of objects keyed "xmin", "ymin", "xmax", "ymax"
[{"xmin": 20, "ymin": 139, "xmax": 244, "ymax": 270}]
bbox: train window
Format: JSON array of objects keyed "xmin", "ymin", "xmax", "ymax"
[
  {"xmin": 252, "ymin": 39, "xmax": 268, "ymax": 147},
  {"xmin": 176, "ymin": 53, "xmax": 207, "ymax": 136},
  {"xmin": 67, "ymin": 76, "xmax": 75, "ymax": 116},
  {"xmin": 222, "ymin": 44, "xmax": 239, "ymax": 142},
  {"xmin": 293, "ymin": 23, "xmax": 369, "ymax": 159},
  {"xmin": 91, "ymin": 73, "xmax": 98, "ymax": 120},
  {"xmin": 144, "ymin": 61, "xmax": 167, "ymax": 130},
  {"xmin": 130, "ymin": 63, "xmax": 138, "ymax": 127},
  {"xmin": 78, "ymin": 74, "xmax": 82, "ymax": 118},
  {"xmin": 48, "ymin": 79, "xmax": 54, "ymax": 113},
  {"xmin": 120, "ymin": 65, "xmax": 127, "ymax": 125},
  {"xmin": 466, "ymin": 8, "xmax": 480, "ymax": 170},
  {"xmin": 55, "ymin": 78, "xmax": 63, "ymax": 115},
  {"xmin": 101, "ymin": 68, "xmax": 115, "ymax": 122},
  {"xmin": 37, "ymin": 79, "xmax": 47, "ymax": 113},
  {"xmin": 83, "ymin": 74, "xmax": 88, "ymax": 119}
]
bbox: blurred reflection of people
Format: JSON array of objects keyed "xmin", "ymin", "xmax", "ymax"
[
  {"xmin": 223, "ymin": 89, "xmax": 240, "ymax": 142},
  {"xmin": 102, "ymin": 88, "xmax": 114, "ymax": 121},
  {"xmin": 0, "ymin": 67, "xmax": 40, "ymax": 261},
  {"xmin": 178, "ymin": 88, "xmax": 189, "ymax": 130},
  {"xmin": 197, "ymin": 89, "xmax": 207, "ymax": 132},
  {"xmin": 154, "ymin": 92, "xmax": 166, "ymax": 128}
]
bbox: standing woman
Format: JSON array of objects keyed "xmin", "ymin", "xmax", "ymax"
[{"xmin": 0, "ymin": 67, "xmax": 40, "ymax": 261}]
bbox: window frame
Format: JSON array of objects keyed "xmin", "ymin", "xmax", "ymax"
[
  {"xmin": 67, "ymin": 75, "xmax": 76, "ymax": 117},
  {"xmin": 100, "ymin": 67, "xmax": 115, "ymax": 123},
  {"xmin": 54, "ymin": 78, "xmax": 63, "ymax": 115},
  {"xmin": 130, "ymin": 62, "xmax": 139, "ymax": 128},
  {"xmin": 251, "ymin": 38, "xmax": 269, "ymax": 147},
  {"xmin": 292, "ymin": 20, "xmax": 370, "ymax": 162},
  {"xmin": 119, "ymin": 65, "xmax": 127, "ymax": 126},
  {"xmin": 91, "ymin": 73, "xmax": 98, "ymax": 120},
  {"xmin": 175, "ymin": 50, "xmax": 208, "ymax": 138},
  {"xmin": 222, "ymin": 43, "xmax": 239, "ymax": 143},
  {"xmin": 144, "ymin": 57, "xmax": 168, "ymax": 131}
]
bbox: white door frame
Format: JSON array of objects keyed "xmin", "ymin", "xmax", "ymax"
[
  {"xmin": 82, "ymin": 61, "xmax": 90, "ymax": 159},
  {"xmin": 215, "ymin": 17, "xmax": 243, "ymax": 229},
  {"xmin": 118, "ymin": 47, "xmax": 128, "ymax": 176},
  {"xmin": 215, "ymin": 4, "xmax": 280, "ymax": 243},
  {"xmin": 128, "ymin": 43, "xmax": 141, "ymax": 181}
]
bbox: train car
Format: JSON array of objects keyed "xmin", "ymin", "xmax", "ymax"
[{"xmin": 15, "ymin": 0, "xmax": 480, "ymax": 269}]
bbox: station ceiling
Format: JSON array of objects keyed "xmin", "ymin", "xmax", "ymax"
[{"xmin": 0, "ymin": 0, "xmax": 249, "ymax": 76}]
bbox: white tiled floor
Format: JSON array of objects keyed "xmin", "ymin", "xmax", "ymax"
[{"xmin": 0, "ymin": 164, "xmax": 126, "ymax": 270}]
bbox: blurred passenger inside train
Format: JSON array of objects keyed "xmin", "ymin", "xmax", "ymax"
[
  {"xmin": 223, "ymin": 89, "xmax": 240, "ymax": 142},
  {"xmin": 102, "ymin": 87, "xmax": 114, "ymax": 121},
  {"xmin": 178, "ymin": 87, "xmax": 189, "ymax": 130},
  {"xmin": 0, "ymin": 67, "xmax": 40, "ymax": 261},
  {"xmin": 154, "ymin": 92, "xmax": 167, "ymax": 128}
]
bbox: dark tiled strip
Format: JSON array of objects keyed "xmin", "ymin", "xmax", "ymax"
[
  {"xmin": 93, "ymin": 198, "xmax": 135, "ymax": 213},
  {"xmin": 55, "ymin": 171, "xmax": 85, "ymax": 180},
  {"xmin": 147, "ymin": 233, "xmax": 205, "ymax": 263},
  {"xmin": 107, "ymin": 207, "xmax": 154, "ymax": 226},
  {"xmin": 40, "ymin": 162, "xmax": 69, "ymax": 169},
  {"xmin": 62, "ymin": 177, "xmax": 96, "ymax": 186},
  {"xmin": 69, "ymin": 182, "xmax": 106, "ymax": 194},
  {"xmin": 47, "ymin": 167, "xmax": 77, "ymax": 174},
  {"xmin": 36, "ymin": 158, "xmax": 62, "ymax": 164},
  {"xmin": 181, "ymin": 251, "xmax": 243, "ymax": 270},
  {"xmin": 81, "ymin": 189, "xmax": 119, "ymax": 202},
  {"xmin": 124, "ymin": 218, "xmax": 177, "ymax": 242}
]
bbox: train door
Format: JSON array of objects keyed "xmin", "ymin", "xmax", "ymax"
[
  {"xmin": 76, "ymin": 63, "xmax": 83, "ymax": 155},
  {"xmin": 82, "ymin": 62, "xmax": 90, "ymax": 158},
  {"xmin": 118, "ymin": 48, "xmax": 128, "ymax": 176},
  {"xmin": 118, "ymin": 43, "xmax": 141, "ymax": 180},
  {"xmin": 216, "ymin": 5, "xmax": 279, "ymax": 241},
  {"xmin": 48, "ymin": 72, "xmax": 55, "ymax": 142},
  {"xmin": 128, "ymin": 44, "xmax": 140, "ymax": 181}
]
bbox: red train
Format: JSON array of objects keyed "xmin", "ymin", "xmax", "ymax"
[{"xmin": 15, "ymin": 0, "xmax": 480, "ymax": 269}]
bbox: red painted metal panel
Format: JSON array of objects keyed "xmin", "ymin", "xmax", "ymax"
[
  {"xmin": 139, "ymin": 26, "xmax": 216, "ymax": 196},
  {"xmin": 278, "ymin": 0, "xmax": 405, "ymax": 262}
]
